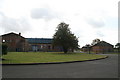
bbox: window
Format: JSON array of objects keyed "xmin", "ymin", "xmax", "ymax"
[{"xmin": 41, "ymin": 45, "xmax": 43, "ymax": 49}]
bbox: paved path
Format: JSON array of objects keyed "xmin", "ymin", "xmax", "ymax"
[{"xmin": 2, "ymin": 54, "xmax": 118, "ymax": 78}]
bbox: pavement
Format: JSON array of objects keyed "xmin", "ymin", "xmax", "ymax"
[{"xmin": 2, "ymin": 54, "xmax": 118, "ymax": 78}]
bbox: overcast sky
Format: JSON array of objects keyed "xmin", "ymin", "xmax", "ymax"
[{"xmin": 0, "ymin": 0, "xmax": 119, "ymax": 47}]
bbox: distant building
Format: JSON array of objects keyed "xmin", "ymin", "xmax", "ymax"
[
  {"xmin": 1, "ymin": 32, "xmax": 63, "ymax": 52},
  {"xmin": 81, "ymin": 44, "xmax": 91, "ymax": 52},
  {"xmin": 91, "ymin": 41, "xmax": 114, "ymax": 53},
  {"xmin": 81, "ymin": 46, "xmax": 88, "ymax": 52},
  {"xmin": 1, "ymin": 32, "xmax": 30, "ymax": 52},
  {"xmin": 81, "ymin": 40, "xmax": 114, "ymax": 54},
  {"xmin": 26, "ymin": 38, "xmax": 63, "ymax": 52}
]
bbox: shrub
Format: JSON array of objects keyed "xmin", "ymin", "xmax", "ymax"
[{"xmin": 2, "ymin": 43, "xmax": 8, "ymax": 55}]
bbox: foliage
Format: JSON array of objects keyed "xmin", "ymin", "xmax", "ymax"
[
  {"xmin": 53, "ymin": 22, "xmax": 79, "ymax": 53},
  {"xmin": 91, "ymin": 39, "xmax": 100, "ymax": 45},
  {"xmin": 2, "ymin": 43, "xmax": 8, "ymax": 55},
  {"xmin": 115, "ymin": 43, "xmax": 120, "ymax": 52},
  {"xmin": 2, "ymin": 52, "xmax": 107, "ymax": 64}
]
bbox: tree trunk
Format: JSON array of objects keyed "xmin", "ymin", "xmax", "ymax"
[{"xmin": 63, "ymin": 47, "xmax": 68, "ymax": 53}]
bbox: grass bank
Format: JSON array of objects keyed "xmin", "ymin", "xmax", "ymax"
[{"xmin": 2, "ymin": 52, "xmax": 107, "ymax": 64}]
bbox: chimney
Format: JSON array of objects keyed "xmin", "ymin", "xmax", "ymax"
[{"xmin": 19, "ymin": 33, "xmax": 21, "ymax": 36}]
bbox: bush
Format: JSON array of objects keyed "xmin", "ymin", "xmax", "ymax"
[{"xmin": 2, "ymin": 44, "xmax": 8, "ymax": 55}]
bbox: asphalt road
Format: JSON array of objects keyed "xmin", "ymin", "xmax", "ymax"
[{"xmin": 2, "ymin": 54, "xmax": 118, "ymax": 78}]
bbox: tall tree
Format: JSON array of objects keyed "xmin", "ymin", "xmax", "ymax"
[{"xmin": 53, "ymin": 22, "xmax": 79, "ymax": 53}]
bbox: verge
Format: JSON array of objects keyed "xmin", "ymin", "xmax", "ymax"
[{"xmin": 1, "ymin": 56, "xmax": 108, "ymax": 65}]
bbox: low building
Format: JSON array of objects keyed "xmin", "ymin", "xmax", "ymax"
[
  {"xmin": 1, "ymin": 32, "xmax": 30, "ymax": 52},
  {"xmin": 91, "ymin": 41, "xmax": 114, "ymax": 53},
  {"xmin": 81, "ymin": 46, "xmax": 89, "ymax": 52},
  {"xmin": 81, "ymin": 44, "xmax": 91, "ymax": 53},
  {"xmin": 1, "ymin": 32, "xmax": 63, "ymax": 52},
  {"xmin": 26, "ymin": 38, "xmax": 63, "ymax": 52}
]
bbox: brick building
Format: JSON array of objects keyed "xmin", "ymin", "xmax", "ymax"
[
  {"xmin": 1, "ymin": 32, "xmax": 63, "ymax": 52},
  {"xmin": 91, "ymin": 41, "xmax": 114, "ymax": 53},
  {"xmin": 26, "ymin": 38, "xmax": 63, "ymax": 52},
  {"xmin": 81, "ymin": 41, "xmax": 114, "ymax": 54},
  {"xmin": 1, "ymin": 32, "xmax": 30, "ymax": 52}
]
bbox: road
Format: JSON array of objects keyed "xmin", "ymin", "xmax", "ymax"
[{"xmin": 2, "ymin": 54, "xmax": 118, "ymax": 78}]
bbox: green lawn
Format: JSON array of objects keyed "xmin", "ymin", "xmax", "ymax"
[
  {"xmin": 2, "ymin": 52, "xmax": 107, "ymax": 64},
  {"xmin": 107, "ymin": 52, "xmax": 120, "ymax": 54}
]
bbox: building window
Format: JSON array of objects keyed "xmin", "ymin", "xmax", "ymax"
[
  {"xmin": 41, "ymin": 45, "xmax": 43, "ymax": 49},
  {"xmin": 32, "ymin": 45, "xmax": 38, "ymax": 51}
]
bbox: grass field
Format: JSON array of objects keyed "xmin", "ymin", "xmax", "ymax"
[
  {"xmin": 2, "ymin": 52, "xmax": 107, "ymax": 64},
  {"xmin": 107, "ymin": 52, "xmax": 120, "ymax": 54}
]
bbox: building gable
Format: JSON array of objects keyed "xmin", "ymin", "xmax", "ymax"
[
  {"xmin": 92, "ymin": 41, "xmax": 113, "ymax": 47},
  {"xmin": 1, "ymin": 32, "xmax": 24, "ymax": 39},
  {"xmin": 91, "ymin": 41, "xmax": 114, "ymax": 53},
  {"xmin": 1, "ymin": 32, "xmax": 30, "ymax": 52}
]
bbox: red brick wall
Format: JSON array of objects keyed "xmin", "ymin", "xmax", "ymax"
[
  {"xmin": 92, "ymin": 46, "xmax": 113, "ymax": 53},
  {"xmin": 2, "ymin": 33, "xmax": 30, "ymax": 52}
]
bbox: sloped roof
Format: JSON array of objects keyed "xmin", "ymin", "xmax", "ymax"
[
  {"xmin": 1, "ymin": 32, "xmax": 25, "ymax": 38},
  {"xmin": 26, "ymin": 38, "xmax": 53, "ymax": 44},
  {"xmin": 82, "ymin": 45, "xmax": 91, "ymax": 48},
  {"xmin": 92, "ymin": 41, "xmax": 113, "ymax": 47}
]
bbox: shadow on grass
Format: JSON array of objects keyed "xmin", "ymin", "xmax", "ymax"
[
  {"xmin": 1, "ymin": 58, "xmax": 11, "ymax": 61},
  {"xmin": 50, "ymin": 52, "xmax": 84, "ymax": 55}
]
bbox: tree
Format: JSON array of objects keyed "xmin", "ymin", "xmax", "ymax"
[
  {"xmin": 115, "ymin": 43, "xmax": 120, "ymax": 53},
  {"xmin": 53, "ymin": 22, "xmax": 79, "ymax": 53},
  {"xmin": 91, "ymin": 38, "xmax": 100, "ymax": 45}
]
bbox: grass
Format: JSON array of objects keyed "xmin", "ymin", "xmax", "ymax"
[
  {"xmin": 107, "ymin": 52, "xmax": 120, "ymax": 54},
  {"xmin": 2, "ymin": 52, "xmax": 107, "ymax": 64},
  {"xmin": 86, "ymin": 51, "xmax": 120, "ymax": 54}
]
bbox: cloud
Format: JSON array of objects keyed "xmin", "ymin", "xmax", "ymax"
[
  {"xmin": 86, "ymin": 18, "xmax": 105, "ymax": 28},
  {"xmin": 0, "ymin": 0, "xmax": 5, "ymax": 8},
  {"xmin": 0, "ymin": 11, "xmax": 4, "ymax": 16},
  {"xmin": 31, "ymin": 7, "xmax": 58, "ymax": 21},
  {"xmin": 0, "ymin": 12, "xmax": 31, "ymax": 33},
  {"xmin": 96, "ymin": 31, "xmax": 104, "ymax": 37}
]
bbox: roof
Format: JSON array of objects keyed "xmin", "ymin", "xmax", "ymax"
[
  {"xmin": 1, "ymin": 32, "xmax": 25, "ymax": 38},
  {"xmin": 82, "ymin": 45, "xmax": 91, "ymax": 48},
  {"xmin": 91, "ymin": 41, "xmax": 113, "ymax": 47},
  {"xmin": 26, "ymin": 38, "xmax": 53, "ymax": 44}
]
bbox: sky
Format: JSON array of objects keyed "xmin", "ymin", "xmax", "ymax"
[{"xmin": 0, "ymin": 0, "xmax": 119, "ymax": 47}]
